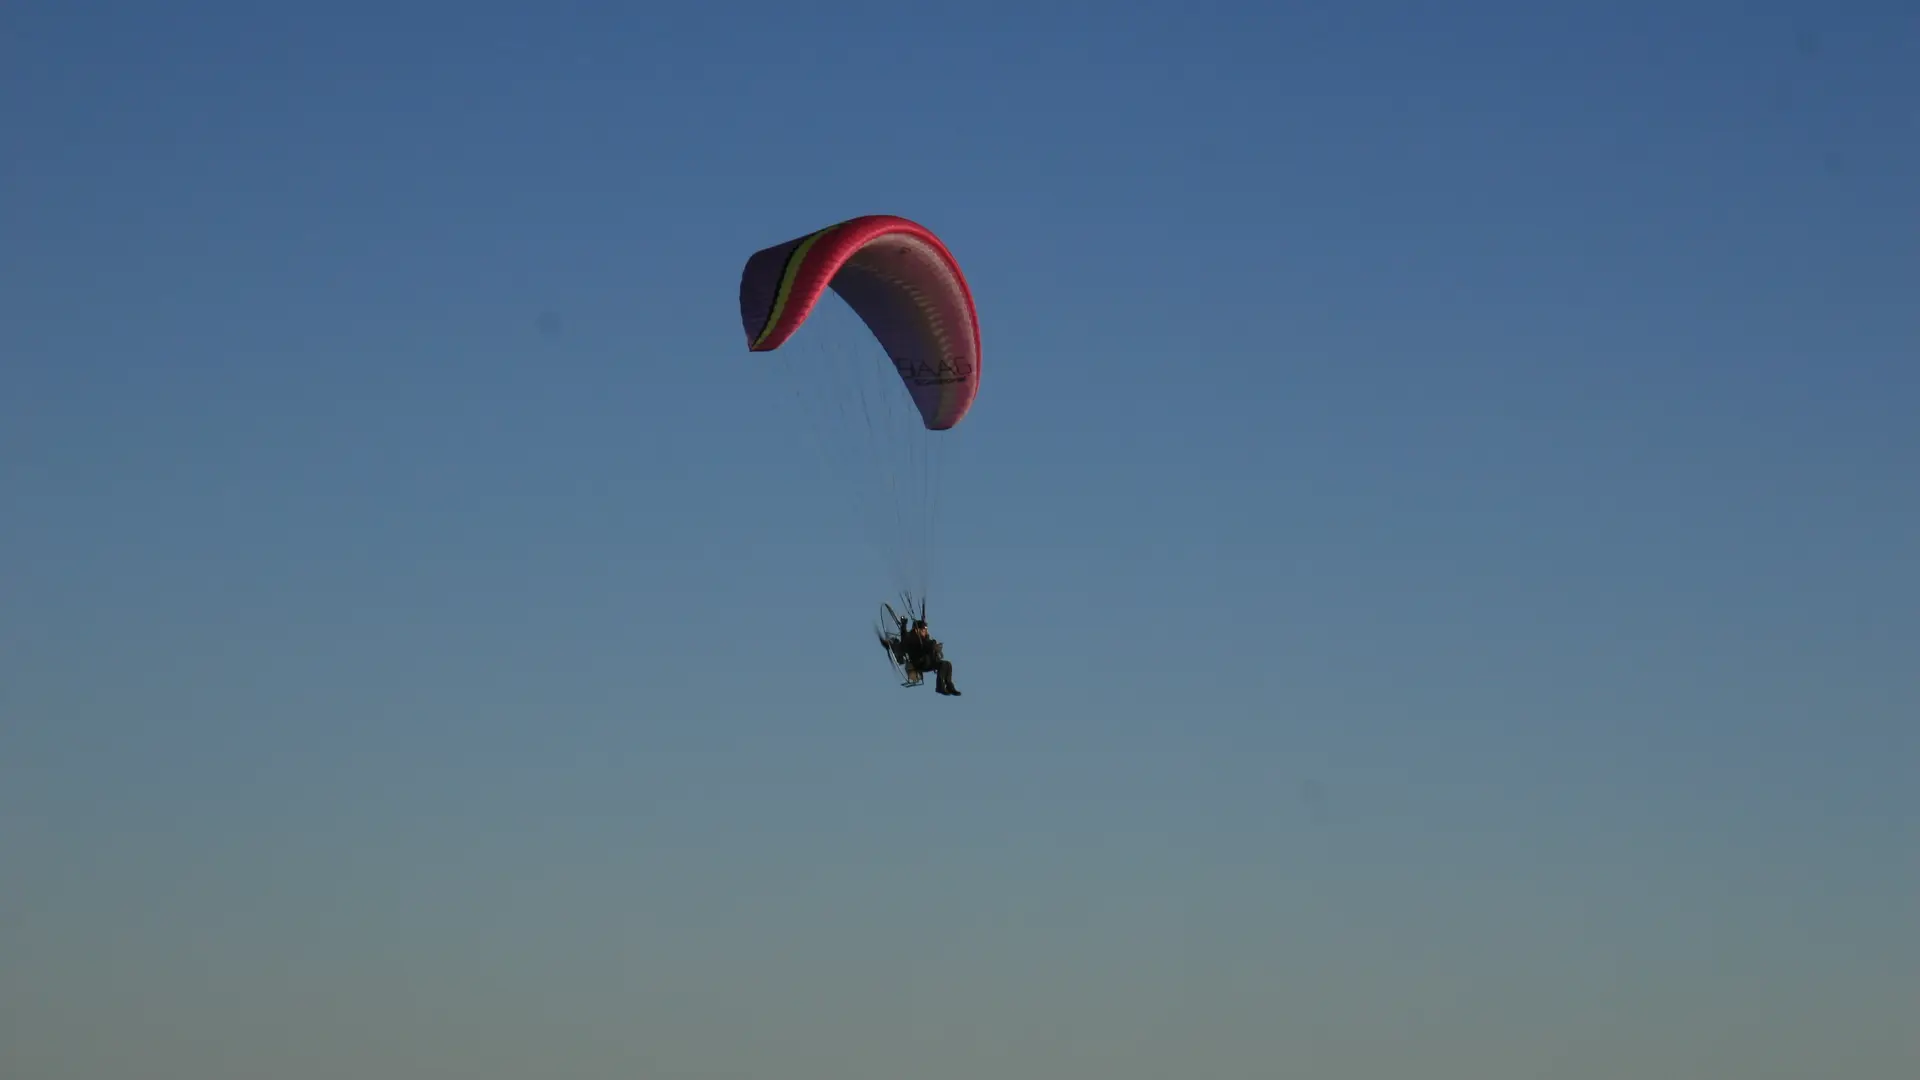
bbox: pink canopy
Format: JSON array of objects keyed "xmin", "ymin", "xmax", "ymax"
[{"xmin": 739, "ymin": 214, "xmax": 981, "ymax": 431}]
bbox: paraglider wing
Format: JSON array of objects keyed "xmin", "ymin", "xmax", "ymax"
[{"xmin": 739, "ymin": 214, "xmax": 981, "ymax": 431}]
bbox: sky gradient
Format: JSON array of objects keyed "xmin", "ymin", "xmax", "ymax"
[{"xmin": 4, "ymin": 3, "xmax": 1916, "ymax": 1077}]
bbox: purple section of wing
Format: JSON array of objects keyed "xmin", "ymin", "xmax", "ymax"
[
  {"xmin": 738, "ymin": 237, "xmax": 803, "ymax": 345},
  {"xmin": 829, "ymin": 236, "xmax": 978, "ymax": 430}
]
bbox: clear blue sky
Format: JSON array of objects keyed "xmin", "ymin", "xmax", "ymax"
[{"xmin": 4, "ymin": 3, "xmax": 1915, "ymax": 1077}]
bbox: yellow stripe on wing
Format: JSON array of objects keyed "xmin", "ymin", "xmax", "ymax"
[{"xmin": 751, "ymin": 225, "xmax": 836, "ymax": 349}]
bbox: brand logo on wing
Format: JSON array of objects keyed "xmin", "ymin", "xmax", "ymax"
[{"xmin": 893, "ymin": 356, "xmax": 973, "ymax": 386}]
